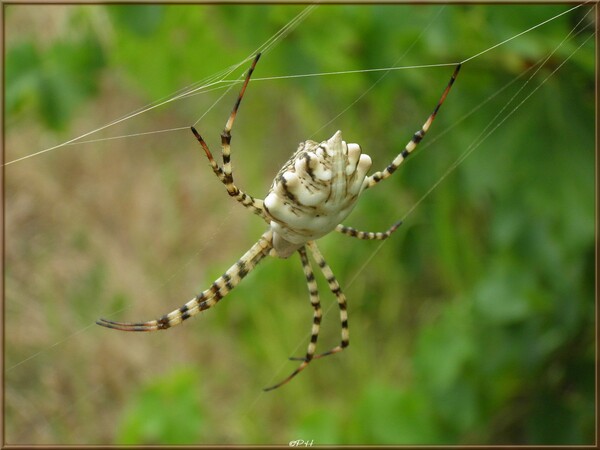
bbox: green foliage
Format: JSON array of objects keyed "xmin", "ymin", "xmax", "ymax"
[
  {"xmin": 5, "ymin": 10, "xmax": 105, "ymax": 130},
  {"xmin": 117, "ymin": 368, "xmax": 205, "ymax": 444},
  {"xmin": 106, "ymin": 5, "xmax": 165, "ymax": 37},
  {"xmin": 346, "ymin": 384, "xmax": 444, "ymax": 444}
]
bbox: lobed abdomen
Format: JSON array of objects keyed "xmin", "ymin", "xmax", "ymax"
[{"xmin": 264, "ymin": 130, "xmax": 372, "ymax": 257}]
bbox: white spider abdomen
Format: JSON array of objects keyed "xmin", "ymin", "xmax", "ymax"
[{"xmin": 264, "ymin": 130, "xmax": 372, "ymax": 258}]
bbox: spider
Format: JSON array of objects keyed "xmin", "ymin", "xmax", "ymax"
[{"xmin": 97, "ymin": 53, "xmax": 461, "ymax": 391}]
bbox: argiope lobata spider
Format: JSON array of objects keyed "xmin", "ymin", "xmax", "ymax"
[{"xmin": 97, "ymin": 53, "xmax": 461, "ymax": 391}]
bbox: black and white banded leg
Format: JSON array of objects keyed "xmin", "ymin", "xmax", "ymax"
[
  {"xmin": 306, "ymin": 241, "xmax": 349, "ymax": 359},
  {"xmin": 98, "ymin": 53, "xmax": 461, "ymax": 391},
  {"xmin": 364, "ymin": 63, "xmax": 461, "ymax": 189},
  {"xmin": 191, "ymin": 53, "xmax": 266, "ymax": 219},
  {"xmin": 335, "ymin": 220, "xmax": 403, "ymax": 240},
  {"xmin": 97, "ymin": 230, "xmax": 273, "ymax": 331},
  {"xmin": 264, "ymin": 246, "xmax": 322, "ymax": 391}
]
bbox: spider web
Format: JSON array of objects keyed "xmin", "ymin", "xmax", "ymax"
[{"xmin": 4, "ymin": 3, "xmax": 595, "ymax": 444}]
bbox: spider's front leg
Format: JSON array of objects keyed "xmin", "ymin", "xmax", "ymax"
[
  {"xmin": 97, "ymin": 230, "xmax": 273, "ymax": 331},
  {"xmin": 191, "ymin": 53, "xmax": 267, "ymax": 221},
  {"xmin": 305, "ymin": 241, "xmax": 349, "ymax": 358},
  {"xmin": 364, "ymin": 63, "xmax": 461, "ymax": 189},
  {"xmin": 263, "ymin": 245, "xmax": 323, "ymax": 391},
  {"xmin": 265, "ymin": 241, "xmax": 348, "ymax": 391}
]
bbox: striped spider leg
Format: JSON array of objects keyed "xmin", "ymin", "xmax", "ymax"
[{"xmin": 97, "ymin": 54, "xmax": 461, "ymax": 391}]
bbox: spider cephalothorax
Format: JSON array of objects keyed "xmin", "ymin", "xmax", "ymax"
[
  {"xmin": 265, "ymin": 130, "xmax": 372, "ymax": 258},
  {"xmin": 98, "ymin": 53, "xmax": 460, "ymax": 391}
]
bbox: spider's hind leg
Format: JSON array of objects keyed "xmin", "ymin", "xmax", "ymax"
[
  {"xmin": 191, "ymin": 53, "xmax": 266, "ymax": 221},
  {"xmin": 364, "ymin": 63, "xmax": 461, "ymax": 189},
  {"xmin": 335, "ymin": 219, "xmax": 403, "ymax": 240}
]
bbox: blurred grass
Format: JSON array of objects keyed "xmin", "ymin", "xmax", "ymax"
[{"xmin": 4, "ymin": 4, "xmax": 595, "ymax": 445}]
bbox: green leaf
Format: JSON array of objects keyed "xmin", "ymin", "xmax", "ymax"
[{"xmin": 5, "ymin": 41, "xmax": 41, "ymax": 116}]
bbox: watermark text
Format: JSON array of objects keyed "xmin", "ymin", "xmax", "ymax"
[{"xmin": 289, "ymin": 439, "xmax": 314, "ymax": 447}]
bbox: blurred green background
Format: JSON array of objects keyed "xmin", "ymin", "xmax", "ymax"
[{"xmin": 4, "ymin": 4, "xmax": 595, "ymax": 445}]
